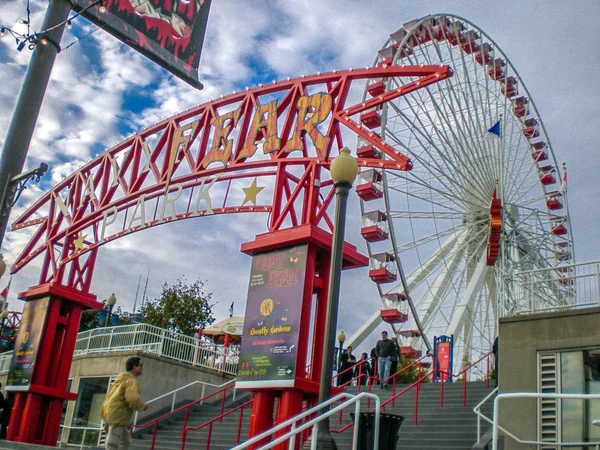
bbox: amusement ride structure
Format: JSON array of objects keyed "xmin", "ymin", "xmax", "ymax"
[
  {"xmin": 3, "ymin": 13, "xmax": 574, "ymax": 445},
  {"xmin": 347, "ymin": 14, "xmax": 574, "ymax": 369}
]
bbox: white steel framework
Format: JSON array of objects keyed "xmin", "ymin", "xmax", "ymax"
[{"xmin": 352, "ymin": 14, "xmax": 574, "ymax": 370}]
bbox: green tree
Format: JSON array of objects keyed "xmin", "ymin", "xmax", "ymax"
[
  {"xmin": 395, "ymin": 358, "xmax": 432, "ymax": 384},
  {"xmin": 140, "ymin": 278, "xmax": 215, "ymax": 335}
]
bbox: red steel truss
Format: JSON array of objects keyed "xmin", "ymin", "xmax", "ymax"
[{"xmin": 10, "ymin": 65, "xmax": 452, "ymax": 292}]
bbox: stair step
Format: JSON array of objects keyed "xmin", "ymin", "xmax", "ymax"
[{"xmin": 131, "ymin": 383, "xmax": 497, "ymax": 449}]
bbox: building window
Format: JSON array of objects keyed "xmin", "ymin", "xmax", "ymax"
[
  {"xmin": 61, "ymin": 379, "xmax": 73, "ymax": 425},
  {"xmin": 559, "ymin": 349, "xmax": 600, "ymax": 449},
  {"xmin": 68, "ymin": 377, "xmax": 110, "ymax": 445}
]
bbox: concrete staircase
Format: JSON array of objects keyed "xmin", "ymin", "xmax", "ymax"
[{"xmin": 130, "ymin": 381, "xmax": 495, "ymax": 450}]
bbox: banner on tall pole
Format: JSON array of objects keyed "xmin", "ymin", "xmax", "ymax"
[
  {"xmin": 70, "ymin": 0, "xmax": 212, "ymax": 89},
  {"xmin": 236, "ymin": 244, "xmax": 308, "ymax": 389},
  {"xmin": 6, "ymin": 297, "xmax": 51, "ymax": 390}
]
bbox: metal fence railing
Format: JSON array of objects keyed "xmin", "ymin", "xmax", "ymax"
[
  {"xmin": 503, "ymin": 260, "xmax": 600, "ymax": 317},
  {"xmin": 0, "ymin": 323, "xmax": 239, "ymax": 375}
]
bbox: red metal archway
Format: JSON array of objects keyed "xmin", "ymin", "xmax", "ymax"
[{"xmin": 7, "ymin": 65, "xmax": 451, "ymax": 445}]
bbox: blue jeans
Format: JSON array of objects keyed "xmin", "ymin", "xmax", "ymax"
[{"xmin": 378, "ymin": 356, "xmax": 392, "ymax": 385}]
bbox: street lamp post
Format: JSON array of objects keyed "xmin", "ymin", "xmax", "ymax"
[
  {"xmin": 315, "ymin": 147, "xmax": 358, "ymax": 449},
  {"xmin": 105, "ymin": 293, "xmax": 117, "ymax": 327}
]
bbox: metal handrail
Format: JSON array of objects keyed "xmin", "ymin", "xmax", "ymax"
[
  {"xmin": 0, "ymin": 323, "xmax": 241, "ymax": 375},
  {"xmin": 492, "ymin": 392, "xmax": 600, "ymax": 450},
  {"xmin": 133, "ymin": 378, "xmax": 236, "ymax": 425},
  {"xmin": 473, "ymin": 386, "xmax": 498, "ymax": 442},
  {"xmin": 332, "ymin": 356, "xmax": 375, "ymax": 384},
  {"xmin": 181, "ymin": 399, "xmax": 253, "ymax": 450},
  {"xmin": 230, "ymin": 392, "xmax": 381, "ymax": 450},
  {"xmin": 131, "ymin": 382, "xmax": 236, "ymax": 450}
]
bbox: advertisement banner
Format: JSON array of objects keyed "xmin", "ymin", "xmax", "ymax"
[
  {"xmin": 236, "ymin": 244, "xmax": 308, "ymax": 389},
  {"xmin": 437, "ymin": 341, "xmax": 451, "ymax": 381},
  {"xmin": 6, "ymin": 297, "xmax": 51, "ymax": 391},
  {"xmin": 70, "ymin": 0, "xmax": 212, "ymax": 89}
]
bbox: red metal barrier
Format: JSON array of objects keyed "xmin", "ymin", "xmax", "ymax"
[
  {"xmin": 181, "ymin": 399, "xmax": 253, "ymax": 450},
  {"xmin": 131, "ymin": 383, "xmax": 236, "ymax": 450}
]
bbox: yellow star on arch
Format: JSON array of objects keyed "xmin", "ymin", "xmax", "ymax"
[
  {"xmin": 241, "ymin": 178, "xmax": 265, "ymax": 206},
  {"xmin": 74, "ymin": 234, "xmax": 87, "ymax": 251}
]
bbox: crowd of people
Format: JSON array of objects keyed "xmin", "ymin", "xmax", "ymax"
[{"xmin": 337, "ymin": 330, "xmax": 402, "ymax": 388}]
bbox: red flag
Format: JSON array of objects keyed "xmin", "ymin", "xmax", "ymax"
[{"xmin": 0, "ymin": 276, "xmax": 12, "ymax": 308}]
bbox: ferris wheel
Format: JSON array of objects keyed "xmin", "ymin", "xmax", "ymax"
[{"xmin": 349, "ymin": 14, "xmax": 574, "ymax": 369}]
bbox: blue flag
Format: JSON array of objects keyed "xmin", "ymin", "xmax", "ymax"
[
  {"xmin": 488, "ymin": 120, "xmax": 501, "ymax": 138},
  {"xmin": 229, "ymin": 302, "xmax": 234, "ymax": 317}
]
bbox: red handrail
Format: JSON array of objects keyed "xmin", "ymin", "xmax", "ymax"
[
  {"xmin": 131, "ymin": 382, "xmax": 235, "ymax": 450},
  {"xmin": 332, "ymin": 357, "xmax": 375, "ymax": 386},
  {"xmin": 450, "ymin": 350, "xmax": 493, "ymax": 407},
  {"xmin": 332, "ymin": 349, "xmax": 494, "ymax": 435},
  {"xmin": 181, "ymin": 399, "xmax": 253, "ymax": 450}
]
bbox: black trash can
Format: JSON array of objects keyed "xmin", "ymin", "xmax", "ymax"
[{"xmin": 350, "ymin": 412, "xmax": 404, "ymax": 450}]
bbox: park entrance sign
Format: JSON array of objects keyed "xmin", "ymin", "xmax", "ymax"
[{"xmin": 7, "ymin": 65, "xmax": 451, "ymax": 445}]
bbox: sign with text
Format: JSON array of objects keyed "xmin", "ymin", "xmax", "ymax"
[
  {"xmin": 437, "ymin": 341, "xmax": 451, "ymax": 382},
  {"xmin": 236, "ymin": 244, "xmax": 308, "ymax": 389},
  {"xmin": 70, "ymin": 0, "xmax": 211, "ymax": 89},
  {"xmin": 6, "ymin": 297, "xmax": 50, "ymax": 390}
]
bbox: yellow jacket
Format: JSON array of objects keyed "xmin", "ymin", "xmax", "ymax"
[{"xmin": 100, "ymin": 372, "xmax": 146, "ymax": 426}]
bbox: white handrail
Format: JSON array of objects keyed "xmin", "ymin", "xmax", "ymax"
[
  {"xmin": 473, "ymin": 386, "xmax": 497, "ymax": 442},
  {"xmin": 492, "ymin": 392, "xmax": 600, "ymax": 450},
  {"xmin": 230, "ymin": 392, "xmax": 381, "ymax": 450},
  {"xmin": 0, "ymin": 323, "xmax": 241, "ymax": 376},
  {"xmin": 133, "ymin": 378, "xmax": 237, "ymax": 425}
]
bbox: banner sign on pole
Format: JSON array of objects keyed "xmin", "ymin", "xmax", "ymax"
[
  {"xmin": 6, "ymin": 297, "xmax": 51, "ymax": 391},
  {"xmin": 70, "ymin": 0, "xmax": 212, "ymax": 90},
  {"xmin": 434, "ymin": 334, "xmax": 454, "ymax": 382},
  {"xmin": 236, "ymin": 244, "xmax": 308, "ymax": 389}
]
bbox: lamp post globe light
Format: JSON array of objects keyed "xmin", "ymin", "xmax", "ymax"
[
  {"xmin": 315, "ymin": 147, "xmax": 358, "ymax": 449},
  {"xmin": 105, "ymin": 292, "xmax": 117, "ymax": 327},
  {"xmin": 337, "ymin": 330, "xmax": 346, "ymax": 375}
]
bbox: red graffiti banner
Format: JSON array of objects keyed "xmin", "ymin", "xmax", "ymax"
[{"xmin": 71, "ymin": 0, "xmax": 211, "ymax": 89}]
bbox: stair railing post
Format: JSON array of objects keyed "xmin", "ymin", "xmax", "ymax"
[
  {"xmin": 440, "ymin": 370, "xmax": 444, "ymax": 408},
  {"xmin": 486, "ymin": 354, "xmax": 490, "ymax": 389},
  {"xmin": 463, "ymin": 371, "xmax": 467, "ymax": 407}
]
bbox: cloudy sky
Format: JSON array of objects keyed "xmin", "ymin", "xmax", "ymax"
[{"xmin": 1, "ymin": 0, "xmax": 599, "ymax": 355}]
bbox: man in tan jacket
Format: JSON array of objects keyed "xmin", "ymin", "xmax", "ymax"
[{"xmin": 100, "ymin": 357, "xmax": 149, "ymax": 449}]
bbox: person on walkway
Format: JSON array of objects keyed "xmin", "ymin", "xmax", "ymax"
[
  {"xmin": 492, "ymin": 336, "xmax": 499, "ymax": 387},
  {"xmin": 390, "ymin": 336, "xmax": 402, "ymax": 377},
  {"xmin": 338, "ymin": 346, "xmax": 356, "ymax": 386},
  {"xmin": 375, "ymin": 330, "xmax": 396, "ymax": 389},
  {"xmin": 100, "ymin": 357, "xmax": 149, "ymax": 450},
  {"xmin": 355, "ymin": 352, "xmax": 371, "ymax": 385}
]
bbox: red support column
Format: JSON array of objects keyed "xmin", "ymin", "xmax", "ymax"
[
  {"xmin": 239, "ymin": 225, "xmax": 368, "ymax": 447},
  {"xmin": 248, "ymin": 391, "xmax": 275, "ymax": 450},
  {"xmin": 6, "ymin": 283, "xmax": 101, "ymax": 445},
  {"xmin": 274, "ymin": 390, "xmax": 304, "ymax": 450}
]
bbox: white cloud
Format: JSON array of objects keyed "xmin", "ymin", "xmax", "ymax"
[{"xmin": 0, "ymin": 0, "xmax": 598, "ymax": 360}]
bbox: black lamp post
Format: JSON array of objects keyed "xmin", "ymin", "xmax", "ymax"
[
  {"xmin": 105, "ymin": 293, "xmax": 117, "ymax": 327},
  {"xmin": 315, "ymin": 147, "xmax": 358, "ymax": 449}
]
